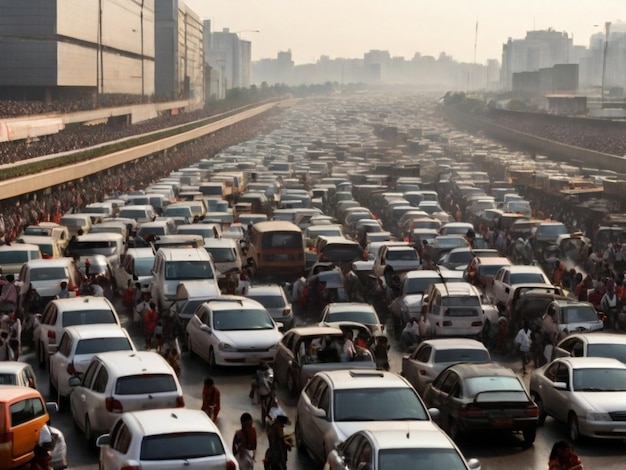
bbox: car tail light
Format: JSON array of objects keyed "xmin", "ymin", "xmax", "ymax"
[
  {"xmin": 47, "ymin": 330, "xmax": 56, "ymax": 339},
  {"xmin": 67, "ymin": 363, "xmax": 76, "ymax": 375},
  {"xmin": 283, "ymin": 307, "xmax": 291, "ymax": 315},
  {"xmin": 458, "ymin": 406, "xmax": 486, "ymax": 418},
  {"xmin": 106, "ymin": 398, "xmax": 124, "ymax": 413},
  {"xmin": 120, "ymin": 466, "xmax": 140, "ymax": 470},
  {"xmin": 0, "ymin": 431, "xmax": 13, "ymax": 444},
  {"xmin": 226, "ymin": 459, "xmax": 237, "ymax": 470},
  {"xmin": 176, "ymin": 396, "xmax": 185, "ymax": 408},
  {"xmin": 471, "ymin": 321, "xmax": 483, "ymax": 327},
  {"xmin": 442, "ymin": 321, "xmax": 452, "ymax": 327},
  {"xmin": 523, "ymin": 406, "xmax": 539, "ymax": 417}
]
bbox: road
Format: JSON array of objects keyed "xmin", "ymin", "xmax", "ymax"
[{"xmin": 24, "ymin": 297, "xmax": 626, "ymax": 470}]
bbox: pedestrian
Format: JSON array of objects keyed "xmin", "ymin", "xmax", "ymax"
[
  {"xmin": 372, "ymin": 336, "xmax": 390, "ymax": 371},
  {"xmin": 0, "ymin": 274, "xmax": 18, "ymax": 313},
  {"xmin": 233, "ymin": 412, "xmax": 257, "ymax": 470},
  {"xmin": 514, "ymin": 321, "xmax": 532, "ymax": 375},
  {"xmin": 166, "ymin": 346, "xmax": 181, "ymax": 378},
  {"xmin": 57, "ymin": 281, "xmax": 70, "ymax": 299},
  {"xmin": 201, "ymin": 377, "xmax": 221, "ymax": 422},
  {"xmin": 143, "ymin": 302, "xmax": 158, "ymax": 351},
  {"xmin": 264, "ymin": 412, "xmax": 292, "ymax": 470},
  {"xmin": 548, "ymin": 440, "xmax": 583, "ymax": 470},
  {"xmin": 600, "ymin": 279, "xmax": 618, "ymax": 330},
  {"xmin": 341, "ymin": 330, "xmax": 357, "ymax": 361},
  {"xmin": 400, "ymin": 317, "xmax": 420, "ymax": 351}
]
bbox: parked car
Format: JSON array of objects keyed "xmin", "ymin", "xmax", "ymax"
[
  {"xmin": 423, "ymin": 363, "xmax": 538, "ymax": 445},
  {"xmin": 0, "ymin": 361, "xmax": 37, "ymax": 388},
  {"xmin": 492, "ymin": 265, "xmax": 551, "ymax": 307},
  {"xmin": 319, "ymin": 302, "xmax": 384, "ymax": 336},
  {"xmin": 246, "ymin": 284, "xmax": 294, "ymax": 330},
  {"xmin": 542, "ymin": 299, "xmax": 604, "ymax": 343},
  {"xmin": 552, "ymin": 332, "xmax": 626, "ymax": 363},
  {"xmin": 530, "ymin": 357, "xmax": 626, "ymax": 441}
]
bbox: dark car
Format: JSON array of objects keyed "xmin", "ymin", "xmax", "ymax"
[{"xmin": 422, "ymin": 363, "xmax": 539, "ymax": 446}]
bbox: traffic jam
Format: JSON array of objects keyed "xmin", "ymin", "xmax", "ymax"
[{"xmin": 2, "ymin": 93, "xmax": 626, "ymax": 470}]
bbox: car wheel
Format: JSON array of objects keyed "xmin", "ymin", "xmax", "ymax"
[
  {"xmin": 295, "ymin": 418, "xmax": 306, "ymax": 452},
  {"xmin": 568, "ymin": 412, "xmax": 581, "ymax": 442},
  {"xmin": 287, "ymin": 371, "xmax": 298, "ymax": 397},
  {"xmin": 208, "ymin": 347, "xmax": 217, "ymax": 369},
  {"xmin": 448, "ymin": 419, "xmax": 461, "ymax": 441},
  {"xmin": 522, "ymin": 427, "xmax": 536, "ymax": 446},
  {"xmin": 531, "ymin": 393, "xmax": 546, "ymax": 426}
]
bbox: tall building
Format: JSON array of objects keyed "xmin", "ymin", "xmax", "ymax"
[
  {"xmin": 0, "ymin": 0, "xmax": 155, "ymax": 101},
  {"xmin": 203, "ymin": 27, "xmax": 253, "ymax": 98},
  {"xmin": 155, "ymin": 0, "xmax": 204, "ymax": 103}
]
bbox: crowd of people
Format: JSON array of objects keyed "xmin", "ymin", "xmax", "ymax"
[{"xmin": 485, "ymin": 109, "xmax": 626, "ymax": 157}]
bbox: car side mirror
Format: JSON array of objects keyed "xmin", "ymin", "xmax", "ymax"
[
  {"xmin": 200, "ymin": 324, "xmax": 212, "ymax": 335},
  {"xmin": 68, "ymin": 376, "xmax": 81, "ymax": 388},
  {"xmin": 428, "ymin": 407, "xmax": 440, "ymax": 420},
  {"xmin": 96, "ymin": 434, "xmax": 110, "ymax": 448},
  {"xmin": 553, "ymin": 381, "xmax": 568, "ymax": 391},
  {"xmin": 276, "ymin": 322, "xmax": 285, "ymax": 332},
  {"xmin": 45, "ymin": 402, "xmax": 59, "ymax": 413},
  {"xmin": 467, "ymin": 458, "xmax": 481, "ymax": 470},
  {"xmin": 311, "ymin": 406, "xmax": 327, "ymax": 419}
]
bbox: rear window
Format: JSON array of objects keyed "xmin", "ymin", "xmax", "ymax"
[
  {"xmin": 434, "ymin": 349, "xmax": 489, "ymax": 363},
  {"xmin": 62, "ymin": 310, "xmax": 116, "ymax": 327},
  {"xmin": 75, "ymin": 337, "xmax": 132, "ymax": 355},
  {"xmin": 30, "ymin": 267, "xmax": 68, "ymax": 281},
  {"xmin": 441, "ymin": 296, "xmax": 480, "ymax": 307},
  {"xmin": 140, "ymin": 432, "xmax": 225, "ymax": 460},
  {"xmin": 9, "ymin": 397, "xmax": 46, "ymax": 427},
  {"xmin": 262, "ymin": 232, "xmax": 302, "ymax": 249},
  {"xmin": 509, "ymin": 273, "xmax": 546, "ymax": 284},
  {"xmin": 115, "ymin": 374, "xmax": 178, "ymax": 395},
  {"xmin": 247, "ymin": 295, "xmax": 286, "ymax": 309},
  {"xmin": 386, "ymin": 249, "xmax": 418, "ymax": 261},
  {"xmin": 0, "ymin": 373, "xmax": 17, "ymax": 385}
]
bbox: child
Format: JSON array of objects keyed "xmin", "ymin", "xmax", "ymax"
[
  {"xmin": 201, "ymin": 377, "xmax": 221, "ymax": 422},
  {"xmin": 233, "ymin": 412, "xmax": 257, "ymax": 470}
]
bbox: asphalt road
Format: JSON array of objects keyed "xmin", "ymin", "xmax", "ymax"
[{"xmin": 24, "ymin": 297, "xmax": 626, "ymax": 470}]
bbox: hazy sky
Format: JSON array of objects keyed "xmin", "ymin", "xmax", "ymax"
[{"xmin": 185, "ymin": 0, "xmax": 623, "ymax": 65}]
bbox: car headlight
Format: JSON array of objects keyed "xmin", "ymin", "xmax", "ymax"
[
  {"xmin": 587, "ymin": 411, "xmax": 611, "ymax": 421},
  {"xmin": 218, "ymin": 342, "xmax": 236, "ymax": 351}
]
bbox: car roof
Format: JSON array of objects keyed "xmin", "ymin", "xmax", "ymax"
[
  {"xmin": 202, "ymin": 295, "xmax": 264, "ymax": 312},
  {"xmin": 0, "ymin": 361, "xmax": 32, "ymax": 374},
  {"xmin": 364, "ymin": 427, "xmax": 459, "ymax": 450},
  {"xmin": 156, "ymin": 247, "xmax": 210, "ymax": 261},
  {"xmin": 50, "ymin": 296, "xmax": 114, "ymax": 311},
  {"xmin": 125, "ymin": 247, "xmax": 155, "ymax": 258},
  {"xmin": 202, "ymin": 238, "xmax": 236, "ymax": 248},
  {"xmin": 560, "ymin": 333, "xmax": 626, "ymax": 345},
  {"xmin": 25, "ymin": 258, "xmax": 72, "ymax": 268},
  {"xmin": 318, "ymin": 370, "xmax": 413, "ymax": 390},
  {"xmin": 95, "ymin": 351, "xmax": 174, "ymax": 376},
  {"xmin": 289, "ymin": 326, "xmax": 345, "ymax": 337},
  {"xmin": 431, "ymin": 282, "xmax": 477, "ymax": 295},
  {"xmin": 326, "ymin": 302, "xmax": 375, "ymax": 312},
  {"xmin": 474, "ymin": 256, "xmax": 511, "ymax": 265},
  {"xmin": 447, "ymin": 362, "xmax": 517, "ymax": 379},
  {"xmin": 63, "ymin": 324, "xmax": 127, "ymax": 340},
  {"xmin": 556, "ymin": 356, "xmax": 626, "ymax": 369},
  {"xmin": 246, "ymin": 284, "xmax": 285, "ymax": 295},
  {"xmin": 124, "ymin": 408, "xmax": 219, "ymax": 436},
  {"xmin": 0, "ymin": 385, "xmax": 43, "ymax": 402},
  {"xmin": 421, "ymin": 338, "xmax": 488, "ymax": 351},
  {"xmin": 503, "ymin": 265, "xmax": 546, "ymax": 274}
]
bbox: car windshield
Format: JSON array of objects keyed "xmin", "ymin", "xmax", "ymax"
[
  {"xmin": 333, "ymin": 388, "xmax": 428, "ymax": 421},
  {"xmin": 247, "ymin": 295, "xmax": 286, "ymax": 309},
  {"xmin": 179, "ymin": 227, "xmax": 215, "ymax": 237},
  {"xmin": 75, "ymin": 337, "xmax": 132, "ymax": 355},
  {"xmin": 30, "ymin": 267, "xmax": 68, "ymax": 282},
  {"xmin": 445, "ymin": 252, "xmax": 473, "ymax": 264},
  {"xmin": 404, "ymin": 277, "xmax": 438, "ymax": 295},
  {"xmin": 562, "ymin": 306, "xmax": 598, "ymax": 323},
  {"xmin": 441, "ymin": 296, "xmax": 480, "ymax": 307},
  {"xmin": 134, "ymin": 257, "xmax": 155, "ymax": 277},
  {"xmin": 587, "ymin": 344, "xmax": 626, "ymax": 363},
  {"xmin": 507, "ymin": 202, "xmax": 530, "ymax": 212},
  {"xmin": 464, "ymin": 376, "xmax": 525, "ymax": 398},
  {"xmin": 378, "ymin": 448, "xmax": 467, "ymax": 470},
  {"xmin": 212, "ymin": 309, "xmax": 274, "ymax": 331},
  {"xmin": 164, "ymin": 207, "xmax": 193, "ymax": 217},
  {"xmin": 327, "ymin": 309, "xmax": 377, "ymax": 324},
  {"xmin": 509, "ymin": 273, "xmax": 545, "ymax": 284},
  {"xmin": 434, "ymin": 349, "xmax": 490, "ymax": 364},
  {"xmin": 72, "ymin": 241, "xmax": 117, "ymax": 256},
  {"xmin": 537, "ymin": 224, "xmax": 567, "ymax": 236},
  {"xmin": 435, "ymin": 238, "xmax": 466, "ymax": 248},
  {"xmin": 206, "ymin": 247, "xmax": 235, "ymax": 262},
  {"xmin": 306, "ymin": 228, "xmax": 342, "ymax": 238},
  {"xmin": 119, "ymin": 209, "xmax": 149, "ymax": 219},
  {"xmin": 573, "ymin": 368, "xmax": 626, "ymax": 391},
  {"xmin": 0, "ymin": 374, "xmax": 17, "ymax": 385},
  {"xmin": 140, "ymin": 432, "xmax": 225, "ymax": 460},
  {"xmin": 387, "ymin": 249, "xmax": 418, "ymax": 261},
  {"xmin": 62, "ymin": 310, "xmax": 116, "ymax": 327},
  {"xmin": 115, "ymin": 374, "xmax": 177, "ymax": 394},
  {"xmin": 138, "ymin": 227, "xmax": 165, "ymax": 236},
  {"xmin": 478, "ymin": 265, "xmax": 505, "ymax": 277},
  {"xmin": 165, "ymin": 261, "xmax": 214, "ymax": 280},
  {"xmin": 322, "ymin": 245, "xmax": 362, "ymax": 262}
]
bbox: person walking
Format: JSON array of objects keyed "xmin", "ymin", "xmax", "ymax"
[
  {"xmin": 400, "ymin": 317, "xmax": 420, "ymax": 351},
  {"xmin": 600, "ymin": 279, "xmax": 619, "ymax": 330},
  {"xmin": 143, "ymin": 302, "xmax": 158, "ymax": 351},
  {"xmin": 548, "ymin": 440, "xmax": 583, "ymax": 470},
  {"xmin": 233, "ymin": 412, "xmax": 257, "ymax": 470},
  {"xmin": 0, "ymin": 274, "xmax": 18, "ymax": 313},
  {"xmin": 264, "ymin": 412, "xmax": 292, "ymax": 470},
  {"xmin": 514, "ymin": 321, "xmax": 532, "ymax": 375},
  {"xmin": 201, "ymin": 377, "xmax": 221, "ymax": 422}
]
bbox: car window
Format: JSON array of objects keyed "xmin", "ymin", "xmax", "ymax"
[
  {"xmin": 282, "ymin": 332, "xmax": 295, "ymax": 351},
  {"xmin": 75, "ymin": 337, "xmax": 133, "ymax": 355},
  {"xmin": 115, "ymin": 374, "xmax": 177, "ymax": 395},
  {"xmin": 379, "ymin": 448, "xmax": 468, "ymax": 469},
  {"xmin": 141, "ymin": 432, "xmax": 225, "ymax": 460},
  {"xmin": 113, "ymin": 422, "xmax": 132, "ymax": 454},
  {"xmin": 342, "ymin": 434, "xmax": 367, "ymax": 468},
  {"xmin": 10, "ymin": 397, "xmax": 45, "ymax": 427},
  {"xmin": 62, "ymin": 310, "xmax": 116, "ymax": 328},
  {"xmin": 42, "ymin": 305, "xmax": 57, "ymax": 325},
  {"xmin": 93, "ymin": 367, "xmax": 109, "ymax": 394},
  {"xmin": 83, "ymin": 362, "xmax": 100, "ymax": 389},
  {"xmin": 439, "ymin": 372, "xmax": 460, "ymax": 394},
  {"xmin": 555, "ymin": 363, "xmax": 569, "ymax": 384},
  {"xmin": 58, "ymin": 333, "xmax": 72, "ymax": 357},
  {"xmin": 414, "ymin": 345, "xmax": 431, "ymax": 363},
  {"xmin": 304, "ymin": 376, "xmax": 322, "ymax": 402},
  {"xmin": 333, "ymin": 388, "xmax": 428, "ymax": 421},
  {"xmin": 545, "ymin": 363, "xmax": 559, "ymax": 382},
  {"xmin": 434, "ymin": 349, "xmax": 489, "ymax": 363},
  {"xmin": 570, "ymin": 340, "xmax": 584, "ymax": 357},
  {"xmin": 317, "ymin": 383, "xmax": 331, "ymax": 415}
]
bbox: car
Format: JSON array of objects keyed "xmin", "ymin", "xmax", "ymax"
[
  {"xmin": 116, "ymin": 247, "xmax": 155, "ymax": 294},
  {"xmin": 492, "ymin": 265, "xmax": 551, "ymax": 307},
  {"xmin": 552, "ymin": 332, "xmax": 626, "ymax": 363},
  {"xmin": 96, "ymin": 408, "xmax": 237, "ymax": 469},
  {"xmin": 17, "ymin": 258, "xmax": 80, "ymax": 313},
  {"xmin": 69, "ymin": 351, "xmax": 184, "ymax": 443},
  {"xmin": 401, "ymin": 339, "xmax": 491, "ymax": 396},
  {"xmin": 463, "ymin": 256, "xmax": 511, "ymax": 291},
  {"xmin": 296, "ymin": 369, "xmax": 440, "ymax": 464},
  {"xmin": 423, "ymin": 363, "xmax": 539, "ymax": 445},
  {"xmin": 34, "ymin": 296, "xmax": 121, "ymax": 367},
  {"xmin": 16, "ymin": 235, "xmax": 63, "ymax": 259},
  {"xmin": 372, "ymin": 243, "xmax": 421, "ymax": 278},
  {"xmin": 186, "ymin": 296, "xmax": 283, "ymax": 368},
  {"xmin": 49, "ymin": 324, "xmax": 135, "ymax": 398},
  {"xmin": 274, "ymin": 326, "xmax": 376, "ymax": 396},
  {"xmin": 203, "ymin": 238, "xmax": 243, "ymax": 278},
  {"xmin": 437, "ymin": 247, "xmax": 475, "ymax": 271},
  {"xmin": 542, "ymin": 299, "xmax": 604, "ymax": 342},
  {"xmin": 323, "ymin": 428, "xmax": 481, "ymax": 470},
  {"xmin": 530, "ymin": 357, "xmax": 626, "ymax": 441},
  {"xmin": 0, "ymin": 361, "xmax": 37, "ymax": 388},
  {"xmin": 319, "ymin": 302, "xmax": 384, "ymax": 336},
  {"xmin": 246, "ymin": 284, "xmax": 295, "ymax": 330},
  {"xmin": 422, "ymin": 282, "xmax": 485, "ymax": 338}
]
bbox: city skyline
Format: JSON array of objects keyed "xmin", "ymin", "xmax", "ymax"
[{"xmin": 186, "ymin": 0, "xmax": 623, "ymax": 65}]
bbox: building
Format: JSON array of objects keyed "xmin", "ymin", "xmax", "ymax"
[
  {"xmin": 155, "ymin": 0, "xmax": 204, "ymax": 103},
  {"xmin": 203, "ymin": 27, "xmax": 253, "ymax": 99},
  {"xmin": 0, "ymin": 0, "xmax": 155, "ymax": 101}
]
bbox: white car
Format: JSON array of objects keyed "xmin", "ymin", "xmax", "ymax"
[
  {"xmin": 97, "ymin": 408, "xmax": 238, "ymax": 470},
  {"xmin": 0, "ymin": 361, "xmax": 37, "ymax": 388},
  {"xmin": 296, "ymin": 369, "xmax": 440, "ymax": 465},
  {"xmin": 34, "ymin": 296, "xmax": 121, "ymax": 366},
  {"xmin": 492, "ymin": 265, "xmax": 551, "ymax": 307},
  {"xmin": 49, "ymin": 324, "xmax": 135, "ymax": 398},
  {"xmin": 69, "ymin": 351, "xmax": 184, "ymax": 443},
  {"xmin": 186, "ymin": 296, "xmax": 283, "ymax": 367}
]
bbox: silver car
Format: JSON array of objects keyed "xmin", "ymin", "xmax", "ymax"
[
  {"xmin": 530, "ymin": 357, "xmax": 626, "ymax": 441},
  {"xmin": 246, "ymin": 284, "xmax": 294, "ymax": 330}
]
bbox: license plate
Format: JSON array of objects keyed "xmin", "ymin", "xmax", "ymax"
[
  {"xmin": 142, "ymin": 402, "xmax": 160, "ymax": 410},
  {"xmin": 491, "ymin": 418, "xmax": 513, "ymax": 427}
]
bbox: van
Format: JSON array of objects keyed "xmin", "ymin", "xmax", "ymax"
[
  {"xmin": 150, "ymin": 248, "xmax": 219, "ymax": 310},
  {"xmin": 423, "ymin": 282, "xmax": 485, "ymax": 338},
  {"xmin": 248, "ymin": 221, "xmax": 305, "ymax": 278},
  {"xmin": 0, "ymin": 244, "xmax": 42, "ymax": 278},
  {"xmin": 69, "ymin": 233, "xmax": 126, "ymax": 270},
  {"xmin": 0, "ymin": 386, "xmax": 55, "ymax": 468},
  {"xmin": 60, "ymin": 214, "xmax": 92, "ymax": 236}
]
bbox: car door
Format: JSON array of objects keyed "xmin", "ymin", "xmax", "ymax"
[
  {"xmin": 9, "ymin": 396, "xmax": 47, "ymax": 463},
  {"xmin": 298, "ymin": 376, "xmax": 323, "ymax": 453},
  {"xmin": 405, "ymin": 344, "xmax": 431, "ymax": 393},
  {"xmin": 197, "ymin": 309, "xmax": 212, "ymax": 362},
  {"xmin": 310, "ymin": 380, "xmax": 332, "ymax": 462},
  {"xmin": 50, "ymin": 332, "xmax": 72, "ymax": 391},
  {"xmin": 341, "ymin": 434, "xmax": 370, "ymax": 470},
  {"xmin": 274, "ymin": 332, "xmax": 295, "ymax": 386},
  {"xmin": 427, "ymin": 370, "xmax": 459, "ymax": 426},
  {"xmin": 553, "ymin": 337, "xmax": 578, "ymax": 359},
  {"xmin": 70, "ymin": 360, "xmax": 100, "ymax": 430},
  {"xmin": 100, "ymin": 419, "xmax": 132, "ymax": 470},
  {"xmin": 540, "ymin": 361, "xmax": 569, "ymax": 421}
]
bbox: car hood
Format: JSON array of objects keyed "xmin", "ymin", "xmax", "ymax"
[
  {"xmin": 333, "ymin": 420, "xmax": 437, "ymax": 443},
  {"xmin": 32, "ymin": 279, "xmax": 69, "ymax": 296},
  {"xmin": 213, "ymin": 329, "xmax": 282, "ymax": 348},
  {"xmin": 559, "ymin": 321, "xmax": 604, "ymax": 333},
  {"xmin": 402, "ymin": 294, "xmax": 425, "ymax": 308},
  {"xmin": 575, "ymin": 391, "xmax": 626, "ymax": 412}
]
